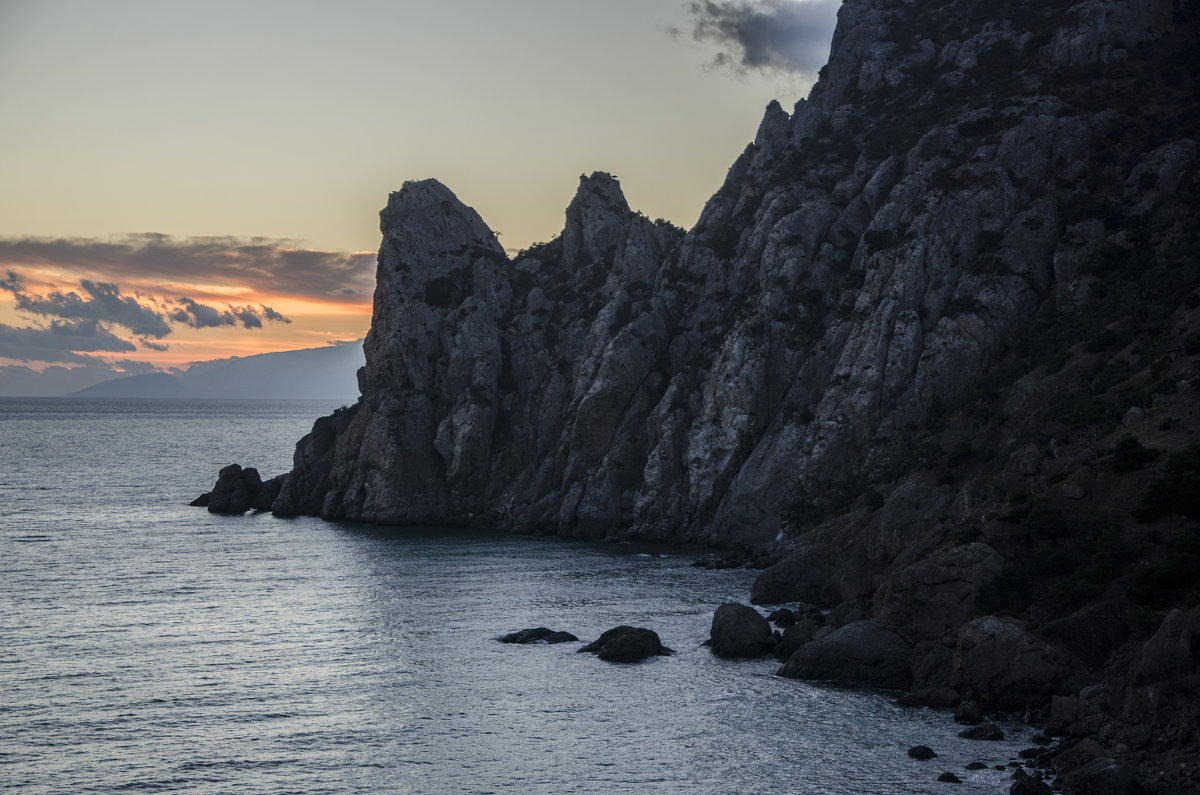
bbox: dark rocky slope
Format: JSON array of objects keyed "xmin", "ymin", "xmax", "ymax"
[{"xmin": 265, "ymin": 0, "xmax": 1200, "ymax": 789}]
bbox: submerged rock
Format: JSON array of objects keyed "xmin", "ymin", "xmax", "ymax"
[{"xmin": 499, "ymin": 628, "xmax": 578, "ymax": 644}]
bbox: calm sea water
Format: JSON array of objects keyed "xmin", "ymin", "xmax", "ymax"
[{"xmin": 1, "ymin": 398, "xmax": 1033, "ymax": 793}]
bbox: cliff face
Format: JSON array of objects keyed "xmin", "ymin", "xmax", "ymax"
[{"xmin": 277, "ymin": 0, "xmax": 1197, "ymax": 545}]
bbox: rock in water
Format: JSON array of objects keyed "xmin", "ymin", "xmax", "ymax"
[
  {"xmin": 196, "ymin": 464, "xmax": 284, "ymax": 514},
  {"xmin": 499, "ymin": 628, "xmax": 578, "ymax": 644},
  {"xmin": 709, "ymin": 602, "xmax": 776, "ymax": 658},
  {"xmin": 958, "ymin": 723, "xmax": 1005, "ymax": 741},
  {"xmin": 908, "ymin": 745, "xmax": 937, "ymax": 760},
  {"xmin": 577, "ymin": 626, "xmax": 673, "ymax": 663}
]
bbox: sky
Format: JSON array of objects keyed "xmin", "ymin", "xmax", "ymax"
[{"xmin": 0, "ymin": 0, "xmax": 839, "ymax": 393}]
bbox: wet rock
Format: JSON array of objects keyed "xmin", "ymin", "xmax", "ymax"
[
  {"xmin": 958, "ymin": 723, "xmax": 1005, "ymax": 741},
  {"xmin": 965, "ymin": 761, "xmax": 987, "ymax": 770},
  {"xmin": 937, "ymin": 771, "xmax": 962, "ymax": 783},
  {"xmin": 578, "ymin": 626, "xmax": 673, "ymax": 662},
  {"xmin": 766, "ymin": 607, "xmax": 796, "ymax": 627},
  {"xmin": 709, "ymin": 602, "xmax": 776, "ymax": 658},
  {"xmin": 778, "ymin": 621, "xmax": 913, "ymax": 689},
  {"xmin": 908, "ymin": 745, "xmax": 937, "ymax": 760},
  {"xmin": 1010, "ymin": 768, "xmax": 1053, "ymax": 795},
  {"xmin": 773, "ymin": 619, "xmax": 822, "ymax": 661},
  {"xmin": 499, "ymin": 627, "xmax": 578, "ymax": 644},
  {"xmin": 954, "ymin": 700, "xmax": 983, "ymax": 725}
]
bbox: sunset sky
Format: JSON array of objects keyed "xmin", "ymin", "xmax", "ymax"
[{"xmin": 0, "ymin": 0, "xmax": 837, "ymax": 393}]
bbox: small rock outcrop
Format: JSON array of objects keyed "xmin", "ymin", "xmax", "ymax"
[
  {"xmin": 499, "ymin": 628, "xmax": 578, "ymax": 644},
  {"xmin": 908, "ymin": 745, "xmax": 937, "ymax": 760},
  {"xmin": 708, "ymin": 603, "xmax": 776, "ymax": 658},
  {"xmin": 577, "ymin": 626, "xmax": 673, "ymax": 663},
  {"xmin": 192, "ymin": 463, "xmax": 283, "ymax": 514}
]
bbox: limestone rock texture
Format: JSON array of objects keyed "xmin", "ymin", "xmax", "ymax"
[
  {"xmin": 278, "ymin": 0, "xmax": 1196, "ymax": 548},
  {"xmin": 271, "ymin": 0, "xmax": 1200, "ymax": 786}
]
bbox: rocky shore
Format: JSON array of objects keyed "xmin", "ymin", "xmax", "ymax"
[{"xmin": 196, "ymin": 0, "xmax": 1199, "ymax": 789}]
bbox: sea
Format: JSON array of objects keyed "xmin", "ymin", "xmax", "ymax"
[{"xmin": 1, "ymin": 398, "xmax": 1035, "ymax": 793}]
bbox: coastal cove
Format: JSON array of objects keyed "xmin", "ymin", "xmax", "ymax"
[{"xmin": 0, "ymin": 398, "xmax": 1034, "ymax": 792}]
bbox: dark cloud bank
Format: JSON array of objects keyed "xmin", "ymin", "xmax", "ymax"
[{"xmin": 684, "ymin": 0, "xmax": 840, "ymax": 75}]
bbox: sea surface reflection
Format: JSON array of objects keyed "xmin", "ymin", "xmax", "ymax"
[{"xmin": 1, "ymin": 399, "xmax": 1031, "ymax": 792}]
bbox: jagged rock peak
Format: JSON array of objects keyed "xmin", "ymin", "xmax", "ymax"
[
  {"xmin": 563, "ymin": 171, "xmax": 633, "ymax": 268},
  {"xmin": 380, "ymin": 178, "xmax": 503, "ymax": 258}
]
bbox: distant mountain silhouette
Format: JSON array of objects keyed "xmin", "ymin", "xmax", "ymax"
[{"xmin": 68, "ymin": 342, "xmax": 364, "ymax": 400}]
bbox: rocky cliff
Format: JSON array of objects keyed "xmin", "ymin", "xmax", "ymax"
[{"xmin": 269, "ymin": 0, "xmax": 1200, "ymax": 788}]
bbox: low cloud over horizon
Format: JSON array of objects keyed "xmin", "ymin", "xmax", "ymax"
[
  {"xmin": 0, "ymin": 232, "xmax": 376, "ymax": 380},
  {"xmin": 1, "ymin": 269, "xmax": 291, "ymax": 366},
  {"xmin": 0, "ymin": 233, "xmax": 377, "ymax": 305},
  {"xmin": 684, "ymin": 0, "xmax": 839, "ymax": 76}
]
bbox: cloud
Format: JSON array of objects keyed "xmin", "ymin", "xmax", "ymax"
[
  {"xmin": 262, "ymin": 305, "xmax": 289, "ymax": 323},
  {"xmin": 167, "ymin": 298, "xmax": 287, "ymax": 330},
  {"xmin": 684, "ymin": 0, "xmax": 839, "ymax": 75},
  {"xmin": 0, "ymin": 270, "xmax": 23, "ymax": 293},
  {"xmin": 12, "ymin": 279, "xmax": 173, "ymax": 337},
  {"xmin": 0, "ymin": 321, "xmax": 137, "ymax": 364},
  {"xmin": 139, "ymin": 338, "xmax": 170, "ymax": 352},
  {"xmin": 0, "ymin": 234, "xmax": 377, "ymax": 303},
  {"xmin": 1, "ymin": 270, "xmax": 291, "ymax": 367}
]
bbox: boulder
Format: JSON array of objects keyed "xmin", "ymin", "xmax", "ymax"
[
  {"xmin": 750, "ymin": 546, "xmax": 841, "ymax": 605},
  {"xmin": 950, "ymin": 617, "xmax": 1081, "ymax": 711},
  {"xmin": 578, "ymin": 626, "xmax": 673, "ymax": 662},
  {"xmin": 873, "ymin": 542, "xmax": 1003, "ymax": 640},
  {"xmin": 1121, "ymin": 607, "xmax": 1200, "ymax": 736},
  {"xmin": 709, "ymin": 602, "xmax": 776, "ymax": 658},
  {"xmin": 499, "ymin": 627, "xmax": 578, "ymax": 644},
  {"xmin": 937, "ymin": 771, "xmax": 962, "ymax": 783},
  {"xmin": 1052, "ymin": 737, "xmax": 1107, "ymax": 775},
  {"xmin": 958, "ymin": 723, "xmax": 1005, "ymax": 741},
  {"xmin": 778, "ymin": 621, "xmax": 913, "ymax": 689},
  {"xmin": 766, "ymin": 607, "xmax": 796, "ymax": 627},
  {"xmin": 954, "ymin": 700, "xmax": 983, "ymax": 725},
  {"xmin": 1010, "ymin": 768, "xmax": 1053, "ymax": 795},
  {"xmin": 908, "ymin": 745, "xmax": 937, "ymax": 760},
  {"xmin": 774, "ymin": 619, "xmax": 822, "ymax": 661}
]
